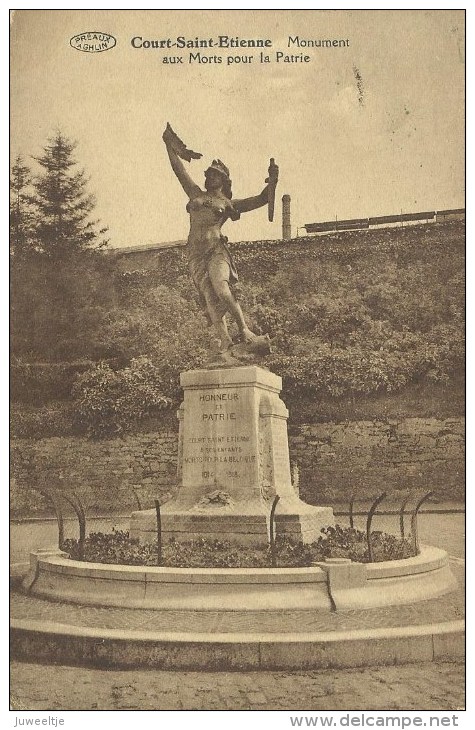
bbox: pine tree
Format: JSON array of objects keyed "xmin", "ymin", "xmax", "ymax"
[
  {"xmin": 10, "ymin": 154, "xmax": 36, "ymax": 256},
  {"xmin": 33, "ymin": 131, "xmax": 108, "ymax": 257},
  {"xmin": 11, "ymin": 132, "xmax": 115, "ymax": 361}
]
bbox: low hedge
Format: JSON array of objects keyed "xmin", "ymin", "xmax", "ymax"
[
  {"xmin": 10, "ymin": 402, "xmax": 75, "ymax": 439},
  {"xmin": 10, "ymin": 359, "xmax": 95, "ymax": 404}
]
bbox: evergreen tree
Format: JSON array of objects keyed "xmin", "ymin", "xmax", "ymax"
[
  {"xmin": 11, "ymin": 132, "xmax": 115, "ymax": 362},
  {"xmin": 33, "ymin": 131, "xmax": 108, "ymax": 257},
  {"xmin": 10, "ymin": 154, "xmax": 36, "ymax": 256}
]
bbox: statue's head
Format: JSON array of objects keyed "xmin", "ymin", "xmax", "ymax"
[{"xmin": 205, "ymin": 159, "xmax": 232, "ymax": 199}]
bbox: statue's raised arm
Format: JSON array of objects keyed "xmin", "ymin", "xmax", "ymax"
[
  {"xmin": 163, "ymin": 123, "xmax": 202, "ymax": 199},
  {"xmin": 162, "ymin": 123, "xmax": 278, "ymax": 366},
  {"xmin": 233, "ymin": 158, "xmax": 279, "ymax": 220}
]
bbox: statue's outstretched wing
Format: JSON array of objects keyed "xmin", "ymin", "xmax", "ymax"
[{"xmin": 163, "ymin": 123, "xmax": 203, "ymax": 162}]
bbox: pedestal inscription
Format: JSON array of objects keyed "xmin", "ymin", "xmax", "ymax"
[
  {"xmin": 130, "ymin": 366, "xmax": 334, "ymax": 546},
  {"xmin": 182, "ymin": 387, "xmax": 257, "ymax": 496}
]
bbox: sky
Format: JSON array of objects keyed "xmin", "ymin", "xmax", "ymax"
[{"xmin": 10, "ymin": 9, "xmax": 465, "ymax": 248}]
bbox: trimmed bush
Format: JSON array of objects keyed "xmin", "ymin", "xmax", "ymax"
[
  {"xmin": 10, "ymin": 359, "xmax": 94, "ymax": 404},
  {"xmin": 10, "ymin": 402, "xmax": 74, "ymax": 438},
  {"xmin": 71, "ymin": 357, "xmax": 172, "ymax": 437}
]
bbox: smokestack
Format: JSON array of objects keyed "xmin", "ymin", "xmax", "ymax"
[{"xmin": 282, "ymin": 194, "xmax": 291, "ymax": 240}]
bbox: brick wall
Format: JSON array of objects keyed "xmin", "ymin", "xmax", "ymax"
[{"xmin": 11, "ymin": 416, "xmax": 464, "ymax": 517}]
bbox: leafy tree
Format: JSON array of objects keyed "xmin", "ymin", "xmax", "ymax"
[{"xmin": 32, "ymin": 131, "xmax": 108, "ymax": 258}]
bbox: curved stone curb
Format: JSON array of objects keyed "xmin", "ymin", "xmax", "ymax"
[
  {"xmin": 21, "ymin": 545, "xmax": 458, "ymax": 612},
  {"xmin": 10, "ymin": 618, "xmax": 465, "ymax": 670}
]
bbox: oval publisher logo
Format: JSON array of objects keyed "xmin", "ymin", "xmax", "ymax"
[{"xmin": 70, "ymin": 32, "xmax": 116, "ymax": 53}]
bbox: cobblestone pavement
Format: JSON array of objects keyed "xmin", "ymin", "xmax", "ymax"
[
  {"xmin": 10, "ymin": 560, "xmax": 465, "ymax": 634},
  {"xmin": 10, "ymin": 660, "xmax": 465, "ymax": 711}
]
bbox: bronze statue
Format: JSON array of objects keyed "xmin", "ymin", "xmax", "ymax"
[{"xmin": 163, "ymin": 123, "xmax": 278, "ymax": 365}]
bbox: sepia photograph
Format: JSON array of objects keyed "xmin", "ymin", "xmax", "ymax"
[{"xmin": 9, "ymin": 8, "xmax": 465, "ymax": 718}]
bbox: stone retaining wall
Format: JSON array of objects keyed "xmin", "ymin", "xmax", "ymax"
[
  {"xmin": 11, "ymin": 417, "xmax": 464, "ymax": 516},
  {"xmin": 291, "ymin": 417, "xmax": 464, "ymax": 504},
  {"xmin": 10, "ymin": 432, "xmax": 178, "ymax": 516}
]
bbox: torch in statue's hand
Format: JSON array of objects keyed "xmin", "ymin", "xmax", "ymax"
[
  {"xmin": 265, "ymin": 158, "xmax": 279, "ymax": 222},
  {"xmin": 162, "ymin": 123, "xmax": 203, "ymax": 162}
]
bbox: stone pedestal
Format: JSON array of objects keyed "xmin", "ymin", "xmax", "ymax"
[{"xmin": 130, "ymin": 366, "xmax": 333, "ymax": 546}]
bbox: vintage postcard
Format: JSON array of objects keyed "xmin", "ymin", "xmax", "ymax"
[{"xmin": 10, "ymin": 8, "xmax": 465, "ymax": 720}]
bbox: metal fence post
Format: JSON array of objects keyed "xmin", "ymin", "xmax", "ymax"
[
  {"xmin": 399, "ymin": 492, "xmax": 412, "ymax": 540},
  {"xmin": 411, "ymin": 491, "xmax": 434, "ymax": 555},
  {"xmin": 62, "ymin": 492, "xmax": 86, "ymax": 560},
  {"xmin": 269, "ymin": 495, "xmax": 280, "ymax": 568},
  {"xmin": 349, "ymin": 494, "xmax": 355, "ymax": 528},
  {"xmin": 39, "ymin": 488, "xmax": 64, "ymax": 550},
  {"xmin": 366, "ymin": 492, "xmax": 387, "ymax": 563},
  {"xmin": 154, "ymin": 499, "xmax": 162, "ymax": 566},
  {"xmin": 131, "ymin": 487, "xmax": 143, "ymax": 510}
]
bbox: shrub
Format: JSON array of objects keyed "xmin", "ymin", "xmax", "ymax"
[
  {"xmin": 64, "ymin": 530, "xmax": 159, "ymax": 565},
  {"xmin": 96, "ymin": 285, "xmax": 209, "ymax": 401},
  {"xmin": 12, "ymin": 222, "xmax": 465, "ymax": 431},
  {"xmin": 63, "ymin": 525, "xmax": 415, "ymax": 567},
  {"xmin": 71, "ymin": 357, "xmax": 172, "ymax": 437},
  {"xmin": 315, "ymin": 525, "xmax": 414, "ymax": 562}
]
